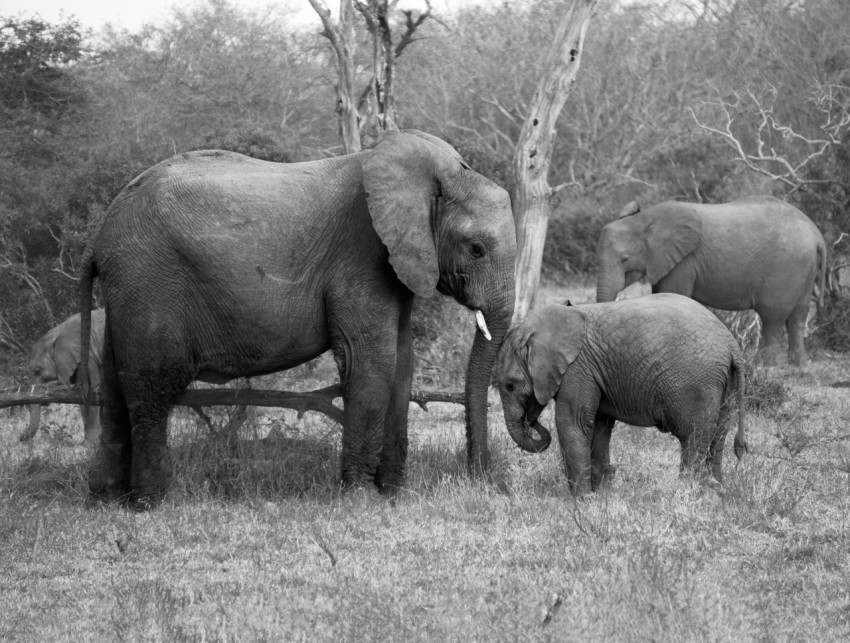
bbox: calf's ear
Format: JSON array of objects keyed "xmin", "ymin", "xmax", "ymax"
[{"xmin": 520, "ymin": 306, "xmax": 587, "ymax": 405}]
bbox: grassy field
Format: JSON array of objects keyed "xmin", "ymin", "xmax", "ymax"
[{"xmin": 2, "ymin": 284, "xmax": 849, "ymax": 641}]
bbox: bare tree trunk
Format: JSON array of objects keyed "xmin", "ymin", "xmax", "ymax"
[
  {"xmin": 512, "ymin": 0, "xmax": 596, "ymax": 322},
  {"xmin": 309, "ymin": 0, "xmax": 362, "ymax": 153}
]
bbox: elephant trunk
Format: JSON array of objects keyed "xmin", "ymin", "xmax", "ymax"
[
  {"xmin": 22, "ymin": 403, "xmax": 41, "ymax": 442},
  {"xmin": 465, "ymin": 283, "xmax": 514, "ymax": 475},
  {"xmin": 506, "ymin": 416, "xmax": 552, "ymax": 453},
  {"xmin": 596, "ymin": 265, "xmax": 625, "ymax": 303}
]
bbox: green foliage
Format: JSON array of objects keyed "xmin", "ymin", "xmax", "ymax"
[
  {"xmin": 198, "ymin": 125, "xmax": 296, "ymax": 163},
  {"xmin": 543, "ymin": 202, "xmax": 608, "ymax": 279},
  {"xmin": 1, "ymin": 0, "xmax": 848, "ymax": 366},
  {"xmin": 812, "ymin": 293, "xmax": 850, "ymax": 353},
  {"xmin": 0, "ymin": 16, "xmax": 87, "ymax": 115}
]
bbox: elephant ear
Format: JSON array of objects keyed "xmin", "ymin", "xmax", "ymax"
[
  {"xmin": 644, "ymin": 204, "xmax": 702, "ymax": 283},
  {"xmin": 522, "ymin": 306, "xmax": 587, "ymax": 405},
  {"xmin": 618, "ymin": 200, "xmax": 641, "ymax": 218},
  {"xmin": 362, "ymin": 131, "xmax": 466, "ymax": 298}
]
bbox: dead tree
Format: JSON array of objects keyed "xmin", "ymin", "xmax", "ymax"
[
  {"xmin": 0, "ymin": 383, "xmax": 466, "ymax": 427},
  {"xmin": 512, "ymin": 0, "xmax": 597, "ymax": 322},
  {"xmin": 308, "ymin": 0, "xmax": 436, "ymax": 150}
]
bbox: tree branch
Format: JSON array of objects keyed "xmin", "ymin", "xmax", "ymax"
[
  {"xmin": 0, "ymin": 383, "xmax": 469, "ymax": 425},
  {"xmin": 689, "ymin": 83, "xmax": 850, "ymax": 207}
]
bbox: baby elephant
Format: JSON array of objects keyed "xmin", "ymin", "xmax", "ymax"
[{"xmin": 494, "ymin": 293, "xmax": 748, "ymax": 493}]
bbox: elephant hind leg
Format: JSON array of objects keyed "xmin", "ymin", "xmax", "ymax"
[
  {"xmin": 706, "ymin": 411, "xmax": 732, "ymax": 484},
  {"xmin": 757, "ymin": 314, "xmax": 786, "ymax": 366},
  {"xmin": 121, "ymin": 365, "xmax": 194, "ymax": 510},
  {"xmin": 89, "ymin": 329, "xmax": 133, "ymax": 502},
  {"xmin": 785, "ymin": 303, "xmax": 810, "ymax": 367},
  {"xmin": 590, "ymin": 414, "xmax": 616, "ymax": 491},
  {"xmin": 672, "ymin": 390, "xmax": 724, "ymax": 483}
]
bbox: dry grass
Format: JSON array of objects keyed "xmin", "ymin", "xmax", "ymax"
[{"xmin": 2, "ymin": 287, "xmax": 850, "ymax": 640}]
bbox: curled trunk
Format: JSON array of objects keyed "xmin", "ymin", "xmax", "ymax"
[{"xmin": 506, "ymin": 417, "xmax": 552, "ymax": 453}]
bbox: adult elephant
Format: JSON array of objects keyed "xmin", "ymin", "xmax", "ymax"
[
  {"xmin": 23, "ymin": 309, "xmax": 105, "ymax": 444},
  {"xmin": 595, "ymin": 195, "xmax": 826, "ymax": 365},
  {"xmin": 78, "ymin": 130, "xmax": 517, "ymax": 508}
]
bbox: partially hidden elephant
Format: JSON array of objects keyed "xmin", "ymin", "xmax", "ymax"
[
  {"xmin": 78, "ymin": 130, "xmax": 517, "ymax": 508},
  {"xmin": 23, "ymin": 309, "xmax": 105, "ymax": 444},
  {"xmin": 493, "ymin": 294, "xmax": 748, "ymax": 494},
  {"xmin": 595, "ymin": 195, "xmax": 826, "ymax": 365}
]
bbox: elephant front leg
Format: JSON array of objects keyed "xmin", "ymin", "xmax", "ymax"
[
  {"xmin": 590, "ymin": 414, "xmax": 616, "ymax": 491},
  {"xmin": 555, "ymin": 389, "xmax": 598, "ymax": 495},
  {"xmin": 332, "ymin": 317, "xmax": 400, "ymax": 490},
  {"xmin": 375, "ymin": 295, "xmax": 414, "ymax": 494}
]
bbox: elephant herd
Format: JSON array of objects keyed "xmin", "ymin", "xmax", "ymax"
[{"xmin": 21, "ymin": 131, "xmax": 825, "ymax": 506}]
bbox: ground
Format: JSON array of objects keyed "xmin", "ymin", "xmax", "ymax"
[{"xmin": 1, "ymin": 282, "xmax": 848, "ymax": 640}]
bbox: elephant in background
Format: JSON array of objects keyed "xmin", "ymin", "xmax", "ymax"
[
  {"xmin": 23, "ymin": 309, "xmax": 105, "ymax": 444},
  {"xmin": 596, "ymin": 195, "xmax": 826, "ymax": 365},
  {"xmin": 79, "ymin": 129, "xmax": 517, "ymax": 508},
  {"xmin": 493, "ymin": 294, "xmax": 747, "ymax": 494}
]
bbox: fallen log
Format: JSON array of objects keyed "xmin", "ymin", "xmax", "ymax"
[{"xmin": 0, "ymin": 383, "xmax": 467, "ymax": 426}]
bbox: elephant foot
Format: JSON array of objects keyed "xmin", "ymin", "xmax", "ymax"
[
  {"xmin": 89, "ymin": 442, "xmax": 131, "ymax": 497},
  {"xmin": 87, "ymin": 479, "xmax": 131, "ymax": 505},
  {"xmin": 374, "ymin": 466, "xmax": 405, "ymax": 496},
  {"xmin": 591, "ymin": 464, "xmax": 617, "ymax": 492}
]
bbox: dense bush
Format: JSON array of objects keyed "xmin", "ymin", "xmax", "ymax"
[
  {"xmin": 2, "ymin": 0, "xmax": 849, "ymax": 378},
  {"xmin": 543, "ymin": 203, "xmax": 608, "ymax": 280},
  {"xmin": 812, "ymin": 294, "xmax": 850, "ymax": 353}
]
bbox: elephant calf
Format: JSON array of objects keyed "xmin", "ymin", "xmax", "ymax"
[
  {"xmin": 494, "ymin": 294, "xmax": 748, "ymax": 494},
  {"xmin": 24, "ymin": 309, "xmax": 105, "ymax": 444}
]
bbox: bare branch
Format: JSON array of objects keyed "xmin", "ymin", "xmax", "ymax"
[
  {"xmin": 50, "ymin": 228, "xmax": 78, "ymax": 281},
  {"xmin": 689, "ymin": 83, "xmax": 850, "ymax": 206},
  {"xmin": 0, "ymin": 312, "xmax": 23, "ymax": 353},
  {"xmin": 308, "ymin": 0, "xmax": 361, "ymax": 152},
  {"xmin": 0, "ymin": 384, "xmax": 469, "ymax": 424}
]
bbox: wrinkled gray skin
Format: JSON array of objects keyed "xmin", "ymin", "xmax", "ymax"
[
  {"xmin": 23, "ymin": 310, "xmax": 105, "ymax": 444},
  {"xmin": 78, "ymin": 130, "xmax": 517, "ymax": 508},
  {"xmin": 596, "ymin": 196, "xmax": 826, "ymax": 366},
  {"xmin": 494, "ymin": 294, "xmax": 748, "ymax": 494}
]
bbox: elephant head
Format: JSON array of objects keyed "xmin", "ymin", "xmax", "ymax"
[
  {"xmin": 596, "ymin": 201, "xmax": 702, "ymax": 302},
  {"xmin": 363, "ymin": 130, "xmax": 517, "ymax": 472},
  {"xmin": 494, "ymin": 304, "xmax": 588, "ymax": 454},
  {"xmin": 24, "ymin": 317, "xmax": 82, "ymax": 441}
]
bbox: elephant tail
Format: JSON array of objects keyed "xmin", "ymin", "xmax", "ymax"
[
  {"xmin": 731, "ymin": 351, "xmax": 748, "ymax": 459},
  {"xmin": 78, "ymin": 249, "xmax": 98, "ymax": 420},
  {"xmin": 816, "ymin": 239, "xmax": 826, "ymax": 321}
]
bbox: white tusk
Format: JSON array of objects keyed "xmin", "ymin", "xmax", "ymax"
[{"xmin": 475, "ymin": 310, "xmax": 492, "ymax": 341}]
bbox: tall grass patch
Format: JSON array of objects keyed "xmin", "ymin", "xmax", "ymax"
[{"xmin": 2, "ymin": 307, "xmax": 850, "ymax": 640}]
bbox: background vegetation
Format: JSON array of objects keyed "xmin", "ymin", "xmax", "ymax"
[
  {"xmin": 2, "ymin": 2, "xmax": 850, "ymax": 637},
  {"xmin": 3, "ymin": 314, "xmax": 850, "ymax": 639},
  {"xmin": 1, "ymin": 0, "xmax": 849, "ymax": 368}
]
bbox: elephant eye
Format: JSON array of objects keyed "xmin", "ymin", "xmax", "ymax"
[
  {"xmin": 505, "ymin": 382, "xmax": 515, "ymax": 393},
  {"xmin": 469, "ymin": 242, "xmax": 486, "ymax": 259}
]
